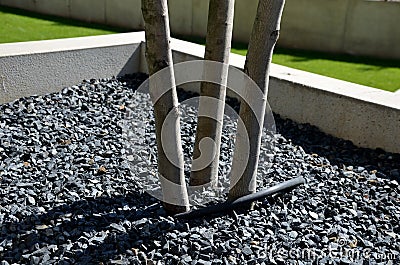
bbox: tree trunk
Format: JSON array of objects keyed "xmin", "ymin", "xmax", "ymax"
[
  {"xmin": 228, "ymin": 0, "xmax": 285, "ymax": 200},
  {"xmin": 190, "ymin": 0, "xmax": 235, "ymax": 188},
  {"xmin": 141, "ymin": 0, "xmax": 189, "ymax": 214}
]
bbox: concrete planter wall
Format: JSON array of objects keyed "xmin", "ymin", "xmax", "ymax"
[
  {"xmin": 0, "ymin": 33, "xmax": 142, "ymax": 103},
  {"xmin": 1, "ymin": 0, "xmax": 400, "ymax": 59},
  {"xmin": 0, "ymin": 32, "xmax": 399, "ymax": 153}
]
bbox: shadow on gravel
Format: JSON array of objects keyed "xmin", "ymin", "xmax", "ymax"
[
  {"xmin": 0, "ymin": 192, "xmax": 166, "ymax": 263},
  {"xmin": 274, "ymin": 114, "xmax": 400, "ymax": 180},
  {"xmin": 1, "ymin": 190, "xmax": 232, "ymax": 264}
]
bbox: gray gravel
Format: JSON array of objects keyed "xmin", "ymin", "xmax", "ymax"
[{"xmin": 0, "ymin": 74, "xmax": 399, "ymax": 264}]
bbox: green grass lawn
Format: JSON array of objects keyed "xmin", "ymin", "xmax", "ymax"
[
  {"xmin": 1, "ymin": 6, "xmax": 399, "ymax": 92},
  {"xmin": 0, "ymin": 6, "xmax": 125, "ymax": 43},
  {"xmin": 232, "ymin": 46, "xmax": 400, "ymax": 92}
]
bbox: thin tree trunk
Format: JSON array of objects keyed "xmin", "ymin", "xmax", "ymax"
[
  {"xmin": 228, "ymin": 0, "xmax": 285, "ymax": 200},
  {"xmin": 141, "ymin": 0, "xmax": 189, "ymax": 214},
  {"xmin": 190, "ymin": 0, "xmax": 235, "ymax": 187}
]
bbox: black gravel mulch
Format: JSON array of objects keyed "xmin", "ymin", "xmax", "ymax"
[{"xmin": 0, "ymin": 74, "xmax": 399, "ymax": 264}]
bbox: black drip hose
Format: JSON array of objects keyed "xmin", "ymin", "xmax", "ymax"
[{"xmin": 174, "ymin": 176, "xmax": 305, "ymax": 219}]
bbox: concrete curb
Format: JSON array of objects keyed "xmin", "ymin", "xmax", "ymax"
[{"xmin": 0, "ymin": 32, "xmax": 144, "ymax": 103}]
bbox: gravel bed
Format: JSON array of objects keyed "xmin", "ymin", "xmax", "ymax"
[{"xmin": 0, "ymin": 74, "xmax": 399, "ymax": 264}]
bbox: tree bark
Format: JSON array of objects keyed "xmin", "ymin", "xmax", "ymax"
[
  {"xmin": 190, "ymin": 0, "xmax": 235, "ymax": 188},
  {"xmin": 228, "ymin": 0, "xmax": 285, "ymax": 200},
  {"xmin": 141, "ymin": 0, "xmax": 189, "ymax": 214}
]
